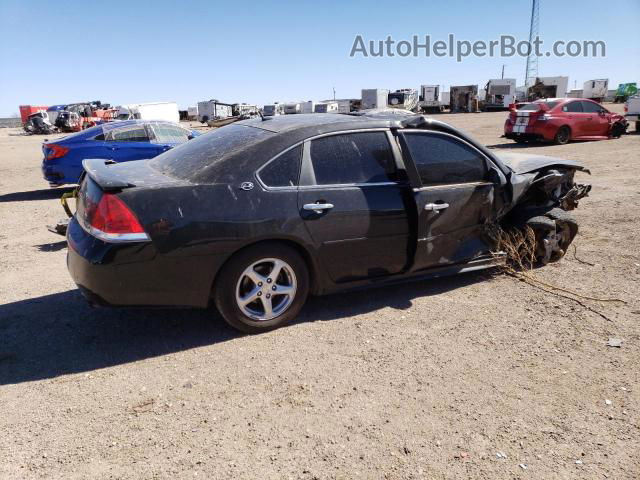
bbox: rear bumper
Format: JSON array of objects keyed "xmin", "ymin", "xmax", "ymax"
[
  {"xmin": 504, "ymin": 132, "xmax": 545, "ymax": 142},
  {"xmin": 66, "ymin": 216, "xmax": 223, "ymax": 308}
]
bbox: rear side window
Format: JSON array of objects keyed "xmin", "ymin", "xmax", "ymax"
[
  {"xmin": 151, "ymin": 124, "xmax": 190, "ymax": 143},
  {"xmin": 308, "ymin": 132, "xmax": 398, "ymax": 185},
  {"xmin": 258, "ymin": 145, "xmax": 301, "ymax": 187},
  {"xmin": 563, "ymin": 101, "xmax": 583, "ymax": 113},
  {"xmin": 106, "ymin": 126, "xmax": 150, "ymax": 142},
  {"xmin": 402, "ymin": 132, "xmax": 487, "ymax": 185}
]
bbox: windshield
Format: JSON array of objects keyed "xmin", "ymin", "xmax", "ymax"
[{"xmin": 150, "ymin": 124, "xmax": 272, "ymax": 181}]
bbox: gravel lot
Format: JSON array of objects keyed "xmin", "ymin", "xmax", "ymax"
[{"xmin": 1, "ymin": 106, "xmax": 639, "ymax": 479}]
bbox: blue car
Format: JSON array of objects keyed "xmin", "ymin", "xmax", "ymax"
[{"xmin": 42, "ymin": 120, "xmax": 199, "ymax": 186}]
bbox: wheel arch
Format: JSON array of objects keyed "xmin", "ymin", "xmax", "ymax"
[{"xmin": 210, "ymin": 237, "xmax": 322, "ymax": 301}]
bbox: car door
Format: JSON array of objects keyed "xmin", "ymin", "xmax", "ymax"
[
  {"xmin": 103, "ymin": 124, "xmax": 155, "ymax": 162},
  {"xmin": 398, "ymin": 130, "xmax": 498, "ymax": 271},
  {"xmin": 561, "ymin": 100, "xmax": 589, "ymax": 137},
  {"xmin": 297, "ymin": 130, "xmax": 412, "ymax": 283},
  {"xmin": 582, "ymin": 101, "xmax": 610, "ymax": 136}
]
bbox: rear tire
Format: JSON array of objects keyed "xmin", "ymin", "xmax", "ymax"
[
  {"xmin": 553, "ymin": 126, "xmax": 571, "ymax": 145},
  {"xmin": 213, "ymin": 243, "xmax": 309, "ymax": 334}
]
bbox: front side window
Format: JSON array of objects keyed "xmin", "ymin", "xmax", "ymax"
[
  {"xmin": 106, "ymin": 126, "xmax": 150, "ymax": 142},
  {"xmin": 258, "ymin": 145, "xmax": 302, "ymax": 187},
  {"xmin": 308, "ymin": 131, "xmax": 398, "ymax": 185},
  {"xmin": 581, "ymin": 101, "xmax": 605, "ymax": 113},
  {"xmin": 402, "ymin": 132, "xmax": 487, "ymax": 186}
]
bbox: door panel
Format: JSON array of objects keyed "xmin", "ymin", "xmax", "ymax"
[
  {"xmin": 411, "ymin": 183, "xmax": 495, "ymax": 271},
  {"xmin": 298, "ymin": 185, "xmax": 412, "ymax": 283},
  {"xmin": 104, "ymin": 141, "xmax": 155, "ymax": 162}
]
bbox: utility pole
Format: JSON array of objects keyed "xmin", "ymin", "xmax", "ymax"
[
  {"xmin": 524, "ymin": 0, "xmax": 540, "ymax": 87},
  {"xmin": 501, "ymin": 64, "xmax": 505, "ymax": 79},
  {"xmin": 332, "ymin": 87, "xmax": 336, "ymax": 101}
]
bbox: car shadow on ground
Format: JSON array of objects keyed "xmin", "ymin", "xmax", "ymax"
[
  {"xmin": 0, "ymin": 187, "xmax": 74, "ymax": 203},
  {"xmin": 35, "ymin": 241, "xmax": 68, "ymax": 252},
  {"xmin": 0, "ymin": 271, "xmax": 488, "ymax": 385}
]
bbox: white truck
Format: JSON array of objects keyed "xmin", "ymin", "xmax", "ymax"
[
  {"xmin": 263, "ymin": 104, "xmax": 284, "ymax": 116},
  {"xmin": 419, "ymin": 85, "xmax": 448, "ymax": 113},
  {"xmin": 314, "ymin": 102, "xmax": 339, "ymax": 113},
  {"xmin": 361, "ymin": 89, "xmax": 389, "ymax": 110},
  {"xmin": 197, "ymin": 100, "xmax": 233, "ymax": 123},
  {"xmin": 528, "ymin": 76, "xmax": 569, "ymax": 100},
  {"xmin": 483, "ymin": 78, "xmax": 517, "ymax": 111},
  {"xmin": 301, "ymin": 101, "xmax": 316, "ymax": 114},
  {"xmin": 582, "ymin": 79, "xmax": 609, "ymax": 102},
  {"xmin": 625, "ymin": 96, "xmax": 640, "ymax": 132},
  {"xmin": 116, "ymin": 102, "xmax": 180, "ymax": 123}
]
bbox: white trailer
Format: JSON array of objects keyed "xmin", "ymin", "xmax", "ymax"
[
  {"xmin": 197, "ymin": 100, "xmax": 233, "ymax": 123},
  {"xmin": 187, "ymin": 106, "xmax": 198, "ymax": 120},
  {"xmin": 301, "ymin": 101, "xmax": 316, "ymax": 114},
  {"xmin": 116, "ymin": 102, "xmax": 180, "ymax": 123},
  {"xmin": 582, "ymin": 79, "xmax": 609, "ymax": 101},
  {"xmin": 314, "ymin": 102, "xmax": 339, "ymax": 113},
  {"xmin": 419, "ymin": 85, "xmax": 448, "ymax": 112},
  {"xmin": 625, "ymin": 96, "xmax": 640, "ymax": 132},
  {"xmin": 483, "ymin": 78, "xmax": 517, "ymax": 110},
  {"xmin": 361, "ymin": 89, "xmax": 389, "ymax": 110},
  {"xmin": 528, "ymin": 76, "xmax": 569, "ymax": 100},
  {"xmin": 263, "ymin": 104, "xmax": 284, "ymax": 116},
  {"xmin": 284, "ymin": 103, "xmax": 301, "ymax": 114}
]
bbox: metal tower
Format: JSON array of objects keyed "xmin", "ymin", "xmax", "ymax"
[{"xmin": 524, "ymin": 0, "xmax": 540, "ymax": 87}]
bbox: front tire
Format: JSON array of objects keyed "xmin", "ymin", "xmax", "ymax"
[
  {"xmin": 554, "ymin": 126, "xmax": 571, "ymax": 145},
  {"xmin": 526, "ymin": 209, "xmax": 578, "ymax": 265},
  {"xmin": 611, "ymin": 122, "xmax": 626, "ymax": 138},
  {"xmin": 213, "ymin": 243, "xmax": 309, "ymax": 333}
]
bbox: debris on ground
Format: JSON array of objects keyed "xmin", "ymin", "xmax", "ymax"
[{"xmin": 607, "ymin": 338, "xmax": 623, "ymax": 348}]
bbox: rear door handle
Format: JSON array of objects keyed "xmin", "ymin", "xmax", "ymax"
[
  {"xmin": 303, "ymin": 203, "xmax": 334, "ymax": 213},
  {"xmin": 424, "ymin": 202, "xmax": 449, "ymax": 211}
]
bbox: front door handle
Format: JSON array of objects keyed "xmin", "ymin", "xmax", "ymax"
[
  {"xmin": 424, "ymin": 202, "xmax": 449, "ymax": 212},
  {"xmin": 303, "ymin": 203, "xmax": 334, "ymax": 213}
]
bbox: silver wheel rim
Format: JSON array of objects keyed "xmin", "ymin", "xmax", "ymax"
[{"xmin": 235, "ymin": 258, "xmax": 297, "ymax": 321}]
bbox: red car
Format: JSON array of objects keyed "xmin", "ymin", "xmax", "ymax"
[{"xmin": 504, "ymin": 98, "xmax": 627, "ymax": 145}]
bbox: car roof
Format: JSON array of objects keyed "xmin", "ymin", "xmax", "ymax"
[{"xmin": 237, "ymin": 111, "xmax": 416, "ymax": 134}]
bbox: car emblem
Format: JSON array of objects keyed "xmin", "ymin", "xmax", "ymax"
[{"xmin": 240, "ymin": 182, "xmax": 254, "ymax": 191}]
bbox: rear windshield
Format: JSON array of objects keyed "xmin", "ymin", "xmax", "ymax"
[
  {"xmin": 519, "ymin": 101, "xmax": 559, "ymax": 111},
  {"xmin": 150, "ymin": 124, "xmax": 272, "ymax": 181}
]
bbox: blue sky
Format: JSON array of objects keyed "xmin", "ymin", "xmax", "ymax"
[{"xmin": 1, "ymin": 0, "xmax": 638, "ymax": 116}]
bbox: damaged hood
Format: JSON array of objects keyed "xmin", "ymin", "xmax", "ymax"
[{"xmin": 496, "ymin": 152, "xmax": 588, "ymax": 175}]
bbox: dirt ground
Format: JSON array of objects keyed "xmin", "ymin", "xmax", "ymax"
[{"xmin": 1, "ymin": 106, "xmax": 639, "ymax": 479}]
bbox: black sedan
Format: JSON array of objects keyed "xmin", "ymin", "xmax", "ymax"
[{"xmin": 67, "ymin": 112, "xmax": 590, "ymax": 333}]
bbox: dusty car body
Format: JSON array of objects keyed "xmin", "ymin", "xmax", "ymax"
[{"xmin": 66, "ymin": 113, "xmax": 590, "ymax": 333}]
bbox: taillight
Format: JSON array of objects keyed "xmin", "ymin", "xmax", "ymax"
[
  {"xmin": 80, "ymin": 192, "xmax": 149, "ymax": 242},
  {"xmin": 624, "ymin": 105, "xmax": 628, "ymax": 113},
  {"xmin": 45, "ymin": 144, "xmax": 69, "ymax": 160}
]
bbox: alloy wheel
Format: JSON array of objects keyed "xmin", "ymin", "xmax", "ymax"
[{"xmin": 235, "ymin": 258, "xmax": 297, "ymax": 321}]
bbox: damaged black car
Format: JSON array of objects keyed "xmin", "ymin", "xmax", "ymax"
[{"xmin": 66, "ymin": 112, "xmax": 590, "ymax": 333}]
